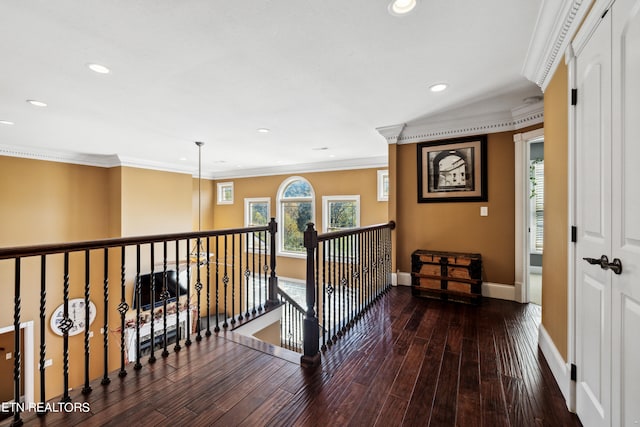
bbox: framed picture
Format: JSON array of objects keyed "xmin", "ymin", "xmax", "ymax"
[{"xmin": 417, "ymin": 135, "xmax": 487, "ymax": 203}]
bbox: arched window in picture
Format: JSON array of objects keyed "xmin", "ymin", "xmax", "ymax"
[{"xmin": 277, "ymin": 177, "xmax": 315, "ymax": 256}]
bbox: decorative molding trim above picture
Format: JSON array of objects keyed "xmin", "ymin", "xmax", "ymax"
[{"xmin": 383, "ymin": 101, "xmax": 543, "ymax": 145}]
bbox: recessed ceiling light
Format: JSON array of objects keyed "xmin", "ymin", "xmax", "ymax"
[
  {"xmin": 87, "ymin": 63, "xmax": 111, "ymax": 74},
  {"xmin": 0, "ymin": 120, "xmax": 14, "ymax": 126},
  {"xmin": 27, "ymin": 99, "xmax": 47, "ymax": 107},
  {"xmin": 388, "ymin": 0, "xmax": 416, "ymax": 16},
  {"xmin": 179, "ymin": 157, "xmax": 187, "ymax": 161},
  {"xmin": 257, "ymin": 128, "xmax": 270, "ymax": 133},
  {"xmin": 328, "ymin": 154, "xmax": 336, "ymax": 158},
  {"xmin": 429, "ymin": 83, "xmax": 448, "ymax": 92}
]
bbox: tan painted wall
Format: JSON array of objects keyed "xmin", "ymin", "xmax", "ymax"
[
  {"xmin": 212, "ymin": 168, "xmax": 389, "ymax": 280},
  {"xmin": 393, "ymin": 131, "xmax": 522, "ymax": 284},
  {"xmin": 0, "ymin": 156, "xmax": 113, "ymax": 401},
  {"xmin": 0, "ymin": 158, "xmax": 210, "ymax": 401},
  {"xmin": 120, "ymin": 167, "xmax": 193, "ymax": 236},
  {"xmin": 541, "ymin": 61, "xmax": 569, "ymax": 360}
]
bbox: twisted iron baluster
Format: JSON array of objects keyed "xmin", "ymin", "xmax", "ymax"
[
  {"xmin": 238, "ymin": 235, "xmax": 244, "ymax": 322},
  {"xmin": 101, "ymin": 249, "xmax": 110, "ymax": 385},
  {"xmin": 118, "ymin": 246, "xmax": 128, "ymax": 377},
  {"xmin": 149, "ymin": 244, "xmax": 156, "ymax": 363},
  {"xmin": 38, "ymin": 255, "xmax": 47, "ymax": 415},
  {"xmin": 82, "ymin": 250, "xmax": 92, "ymax": 394},
  {"xmin": 206, "ymin": 237, "xmax": 212, "ymax": 337},
  {"xmin": 230, "ymin": 235, "xmax": 236, "ymax": 325},
  {"xmin": 162, "ymin": 241, "xmax": 169, "ymax": 358},
  {"xmin": 174, "ymin": 240, "xmax": 181, "ymax": 352},
  {"xmin": 61, "ymin": 252, "xmax": 72, "ymax": 402},
  {"xmin": 195, "ymin": 237, "xmax": 203, "ymax": 342},
  {"xmin": 134, "ymin": 245, "xmax": 142, "ymax": 370},
  {"xmin": 13, "ymin": 258, "xmax": 24, "ymax": 426},
  {"xmin": 223, "ymin": 235, "xmax": 229, "ymax": 329},
  {"xmin": 214, "ymin": 236, "xmax": 220, "ymax": 333},
  {"xmin": 185, "ymin": 239, "xmax": 192, "ymax": 347}
]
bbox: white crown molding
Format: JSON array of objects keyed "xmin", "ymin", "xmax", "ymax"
[
  {"xmin": 0, "ymin": 143, "xmax": 386, "ymax": 180},
  {"xmin": 375, "ymin": 123, "xmax": 406, "ymax": 144},
  {"xmin": 209, "ymin": 156, "xmax": 388, "ymax": 180},
  {"xmin": 0, "ymin": 143, "xmax": 120, "ymax": 168},
  {"xmin": 521, "ymin": 0, "xmax": 593, "ymax": 91},
  {"xmin": 395, "ymin": 102, "xmax": 543, "ymax": 145}
]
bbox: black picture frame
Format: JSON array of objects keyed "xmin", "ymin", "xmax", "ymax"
[{"xmin": 417, "ymin": 135, "xmax": 488, "ymax": 203}]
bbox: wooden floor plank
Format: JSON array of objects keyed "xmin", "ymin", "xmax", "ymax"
[{"xmin": 3, "ymin": 288, "xmax": 582, "ymax": 427}]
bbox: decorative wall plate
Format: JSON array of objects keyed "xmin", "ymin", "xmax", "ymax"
[{"xmin": 50, "ymin": 299, "xmax": 97, "ymax": 336}]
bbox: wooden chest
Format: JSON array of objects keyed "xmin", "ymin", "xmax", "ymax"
[{"xmin": 411, "ymin": 250, "xmax": 482, "ymax": 304}]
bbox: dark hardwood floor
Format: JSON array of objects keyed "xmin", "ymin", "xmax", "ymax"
[{"xmin": 3, "ymin": 287, "xmax": 581, "ymax": 426}]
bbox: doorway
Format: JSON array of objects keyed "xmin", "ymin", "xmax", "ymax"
[
  {"xmin": 528, "ymin": 139, "xmax": 544, "ymax": 305},
  {"xmin": 514, "ymin": 127, "xmax": 544, "ymax": 304},
  {"xmin": 0, "ymin": 322, "xmax": 34, "ymax": 420}
]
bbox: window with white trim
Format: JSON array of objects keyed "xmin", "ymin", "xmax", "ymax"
[
  {"xmin": 377, "ymin": 170, "xmax": 389, "ymax": 201},
  {"xmin": 530, "ymin": 159, "xmax": 544, "ymax": 253},
  {"xmin": 217, "ymin": 182, "xmax": 234, "ymax": 204},
  {"xmin": 277, "ymin": 177, "xmax": 315, "ymax": 256},
  {"xmin": 322, "ymin": 195, "xmax": 360, "ymax": 232},
  {"xmin": 244, "ymin": 198, "xmax": 270, "ymax": 252}
]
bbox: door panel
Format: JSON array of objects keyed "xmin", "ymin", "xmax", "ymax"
[
  {"xmin": 612, "ymin": 0, "xmax": 640, "ymax": 425},
  {"xmin": 575, "ymin": 9, "xmax": 612, "ymax": 427}
]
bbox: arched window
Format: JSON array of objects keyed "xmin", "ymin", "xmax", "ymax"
[{"xmin": 277, "ymin": 177, "xmax": 315, "ymax": 256}]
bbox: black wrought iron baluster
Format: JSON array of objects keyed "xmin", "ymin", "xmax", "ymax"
[
  {"xmin": 206, "ymin": 237, "xmax": 212, "ymax": 337},
  {"xmin": 38, "ymin": 255, "xmax": 46, "ymax": 416},
  {"xmin": 162, "ymin": 241, "xmax": 169, "ymax": 358},
  {"xmin": 223, "ymin": 234, "xmax": 229, "ymax": 329},
  {"xmin": 214, "ymin": 235, "xmax": 220, "ymax": 333},
  {"xmin": 13, "ymin": 257, "xmax": 23, "ymax": 426},
  {"xmin": 101, "ymin": 249, "xmax": 110, "ymax": 385},
  {"xmin": 118, "ymin": 246, "xmax": 128, "ymax": 377},
  {"xmin": 244, "ymin": 233, "xmax": 250, "ymax": 318},
  {"xmin": 252, "ymin": 236, "xmax": 257, "ymax": 315},
  {"xmin": 259, "ymin": 231, "xmax": 264, "ymax": 312},
  {"xmin": 195, "ymin": 237, "xmax": 203, "ymax": 342},
  {"xmin": 238, "ymin": 235, "xmax": 244, "ymax": 322},
  {"xmin": 134, "ymin": 245, "xmax": 142, "ymax": 370},
  {"xmin": 149, "ymin": 244, "xmax": 157, "ymax": 363},
  {"xmin": 230, "ymin": 235, "xmax": 236, "ymax": 326},
  {"xmin": 174, "ymin": 240, "xmax": 181, "ymax": 352},
  {"xmin": 82, "ymin": 250, "xmax": 92, "ymax": 394},
  {"xmin": 61, "ymin": 252, "xmax": 71, "ymax": 402},
  {"xmin": 350, "ymin": 233, "xmax": 356, "ymax": 323},
  {"xmin": 321, "ymin": 242, "xmax": 327, "ymax": 351},
  {"xmin": 331, "ymin": 239, "xmax": 337, "ymax": 344},
  {"xmin": 185, "ymin": 239, "xmax": 192, "ymax": 347}
]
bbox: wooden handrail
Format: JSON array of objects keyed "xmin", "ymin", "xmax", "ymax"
[{"xmin": 0, "ymin": 225, "xmax": 269, "ymax": 259}]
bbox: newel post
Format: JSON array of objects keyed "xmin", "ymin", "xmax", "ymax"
[
  {"xmin": 266, "ymin": 218, "xmax": 280, "ymax": 308},
  {"xmin": 301, "ymin": 223, "xmax": 321, "ymax": 368}
]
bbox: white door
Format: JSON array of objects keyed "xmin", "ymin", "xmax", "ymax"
[
  {"xmin": 611, "ymin": 0, "xmax": 640, "ymax": 425},
  {"xmin": 575, "ymin": 1, "xmax": 640, "ymax": 426},
  {"xmin": 575, "ymin": 8, "xmax": 612, "ymax": 426}
]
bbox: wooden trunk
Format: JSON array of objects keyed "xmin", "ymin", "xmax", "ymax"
[{"xmin": 411, "ymin": 249, "xmax": 482, "ymax": 304}]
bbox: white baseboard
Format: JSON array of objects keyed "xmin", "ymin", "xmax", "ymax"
[
  {"xmin": 538, "ymin": 324, "xmax": 572, "ymax": 410},
  {"xmin": 396, "ymin": 273, "xmax": 517, "ymax": 302},
  {"xmin": 482, "ymin": 282, "xmax": 516, "ymax": 301},
  {"xmin": 396, "ymin": 272, "xmax": 412, "ymax": 286}
]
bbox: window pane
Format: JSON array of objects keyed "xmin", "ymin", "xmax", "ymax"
[
  {"xmin": 283, "ymin": 180, "xmax": 312, "ymax": 198},
  {"xmin": 249, "ymin": 202, "xmax": 269, "ymax": 226},
  {"xmin": 282, "ymin": 201, "xmax": 312, "ymax": 253},
  {"xmin": 328, "ymin": 201, "xmax": 357, "ymax": 232}
]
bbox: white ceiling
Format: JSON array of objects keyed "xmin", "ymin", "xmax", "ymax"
[{"xmin": 0, "ymin": 0, "xmax": 543, "ymax": 179}]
